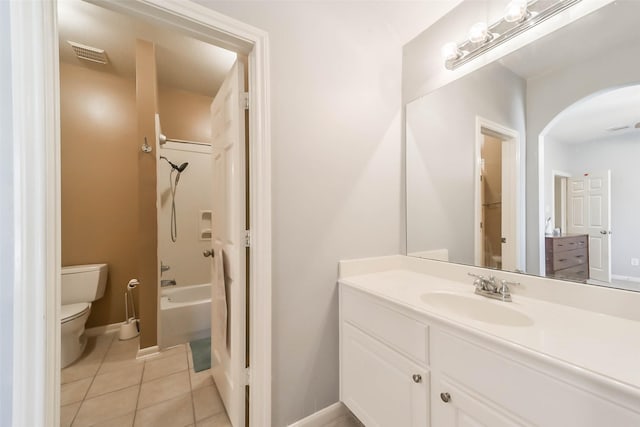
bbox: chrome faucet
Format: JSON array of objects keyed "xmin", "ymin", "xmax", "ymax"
[{"xmin": 468, "ymin": 273, "xmax": 519, "ymax": 302}]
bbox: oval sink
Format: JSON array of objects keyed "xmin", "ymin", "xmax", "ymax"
[{"xmin": 420, "ymin": 292, "xmax": 534, "ymax": 327}]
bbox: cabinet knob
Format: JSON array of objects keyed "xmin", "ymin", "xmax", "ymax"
[
  {"xmin": 412, "ymin": 374, "xmax": 422, "ymax": 383},
  {"xmin": 440, "ymin": 392, "xmax": 451, "ymax": 403}
]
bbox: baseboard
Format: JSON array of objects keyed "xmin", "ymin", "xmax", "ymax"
[
  {"xmin": 85, "ymin": 322, "xmax": 123, "ymax": 337},
  {"xmin": 136, "ymin": 345, "xmax": 160, "ymax": 360},
  {"xmin": 288, "ymin": 402, "xmax": 347, "ymax": 427},
  {"xmin": 612, "ymin": 274, "xmax": 640, "ymax": 283}
]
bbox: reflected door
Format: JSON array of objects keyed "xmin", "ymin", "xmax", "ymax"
[{"xmin": 567, "ymin": 171, "xmax": 611, "ymax": 282}]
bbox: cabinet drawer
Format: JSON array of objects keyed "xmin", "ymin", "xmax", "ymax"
[
  {"xmin": 431, "ymin": 330, "xmax": 640, "ymax": 426},
  {"xmin": 342, "ymin": 287, "xmax": 428, "ymax": 366},
  {"xmin": 552, "ymin": 235, "xmax": 587, "ymax": 253},
  {"xmin": 553, "ymin": 264, "xmax": 588, "ymax": 281},
  {"xmin": 552, "ymin": 247, "xmax": 587, "ymax": 270}
]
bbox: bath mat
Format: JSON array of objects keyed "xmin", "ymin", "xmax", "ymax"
[{"xmin": 189, "ymin": 337, "xmax": 211, "ymax": 372}]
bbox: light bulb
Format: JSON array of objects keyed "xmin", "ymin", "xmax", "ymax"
[
  {"xmin": 504, "ymin": 0, "xmax": 528, "ymax": 23},
  {"xmin": 441, "ymin": 42, "xmax": 461, "ymax": 61},
  {"xmin": 468, "ymin": 22, "xmax": 491, "ymax": 44}
]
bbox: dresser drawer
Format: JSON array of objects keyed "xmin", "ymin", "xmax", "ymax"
[
  {"xmin": 552, "ymin": 235, "xmax": 587, "ymax": 253},
  {"xmin": 552, "ymin": 248, "xmax": 588, "ymax": 270},
  {"xmin": 341, "ymin": 286, "xmax": 428, "ymax": 366},
  {"xmin": 553, "ymin": 264, "xmax": 588, "ymax": 281}
]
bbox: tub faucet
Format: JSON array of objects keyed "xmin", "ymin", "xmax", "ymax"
[
  {"xmin": 161, "ymin": 261, "xmax": 170, "ymax": 276},
  {"xmin": 161, "ymin": 279, "xmax": 177, "ymax": 287}
]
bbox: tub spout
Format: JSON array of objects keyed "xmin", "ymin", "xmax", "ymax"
[{"xmin": 161, "ymin": 279, "xmax": 177, "ymax": 287}]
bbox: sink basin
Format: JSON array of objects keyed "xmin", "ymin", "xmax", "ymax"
[{"xmin": 420, "ymin": 292, "xmax": 534, "ymax": 327}]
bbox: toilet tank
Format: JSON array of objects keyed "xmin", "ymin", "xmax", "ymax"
[{"xmin": 61, "ymin": 264, "xmax": 108, "ymax": 305}]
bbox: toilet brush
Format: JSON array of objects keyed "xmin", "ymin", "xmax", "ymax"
[{"xmin": 119, "ymin": 279, "xmax": 141, "ymax": 340}]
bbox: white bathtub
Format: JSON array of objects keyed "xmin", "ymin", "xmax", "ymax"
[{"xmin": 160, "ymin": 283, "xmax": 211, "ymax": 348}]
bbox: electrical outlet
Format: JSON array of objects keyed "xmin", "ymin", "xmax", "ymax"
[{"xmin": 632, "ymin": 258, "xmax": 639, "ymax": 267}]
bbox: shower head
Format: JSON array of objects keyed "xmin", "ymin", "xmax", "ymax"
[{"xmin": 160, "ymin": 156, "xmax": 189, "ymax": 173}]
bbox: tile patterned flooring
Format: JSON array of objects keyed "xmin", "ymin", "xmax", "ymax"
[{"xmin": 60, "ymin": 333, "xmax": 230, "ymax": 427}]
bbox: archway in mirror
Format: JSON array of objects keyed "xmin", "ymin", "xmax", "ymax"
[{"xmin": 539, "ymin": 84, "xmax": 640, "ymax": 291}]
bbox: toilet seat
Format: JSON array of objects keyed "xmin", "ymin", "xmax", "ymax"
[{"xmin": 61, "ymin": 302, "xmax": 90, "ymax": 324}]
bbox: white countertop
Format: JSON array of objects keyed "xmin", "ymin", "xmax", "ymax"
[{"xmin": 339, "ymin": 267, "xmax": 640, "ymax": 398}]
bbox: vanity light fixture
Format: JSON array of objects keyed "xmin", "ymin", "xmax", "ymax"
[
  {"xmin": 441, "ymin": 42, "xmax": 463, "ymax": 61},
  {"xmin": 504, "ymin": 0, "xmax": 529, "ymax": 23},
  {"xmin": 442, "ymin": 0, "xmax": 583, "ymax": 70},
  {"xmin": 468, "ymin": 22, "xmax": 493, "ymax": 43}
]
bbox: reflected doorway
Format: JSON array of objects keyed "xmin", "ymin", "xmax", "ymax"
[{"xmin": 475, "ymin": 118, "xmax": 520, "ymax": 272}]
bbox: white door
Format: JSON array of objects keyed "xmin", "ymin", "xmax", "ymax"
[
  {"xmin": 210, "ymin": 60, "xmax": 247, "ymax": 427},
  {"xmin": 567, "ymin": 171, "xmax": 611, "ymax": 282}
]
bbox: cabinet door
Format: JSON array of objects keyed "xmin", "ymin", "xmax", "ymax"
[
  {"xmin": 432, "ymin": 377, "xmax": 530, "ymax": 427},
  {"xmin": 341, "ymin": 323, "xmax": 428, "ymax": 427}
]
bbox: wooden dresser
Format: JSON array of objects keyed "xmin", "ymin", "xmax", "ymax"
[{"xmin": 545, "ymin": 234, "xmax": 589, "ymax": 282}]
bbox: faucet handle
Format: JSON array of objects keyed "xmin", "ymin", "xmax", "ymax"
[{"xmin": 499, "ymin": 279, "xmax": 520, "ymax": 294}]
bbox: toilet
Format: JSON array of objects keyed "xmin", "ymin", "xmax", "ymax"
[{"xmin": 61, "ymin": 263, "xmax": 108, "ymax": 368}]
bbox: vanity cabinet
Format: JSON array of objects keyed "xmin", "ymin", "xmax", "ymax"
[
  {"xmin": 340, "ymin": 283, "xmax": 640, "ymax": 427},
  {"xmin": 340, "ymin": 287, "xmax": 429, "ymax": 426},
  {"xmin": 545, "ymin": 234, "xmax": 589, "ymax": 281}
]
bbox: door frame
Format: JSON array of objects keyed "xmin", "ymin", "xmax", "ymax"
[
  {"xmin": 474, "ymin": 116, "xmax": 522, "ymax": 272},
  {"xmin": 550, "ymin": 170, "xmax": 572, "ymax": 235},
  {"xmin": 9, "ymin": 1, "xmax": 272, "ymax": 426}
]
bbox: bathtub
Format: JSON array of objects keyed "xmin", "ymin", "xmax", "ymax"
[{"xmin": 160, "ymin": 283, "xmax": 211, "ymax": 348}]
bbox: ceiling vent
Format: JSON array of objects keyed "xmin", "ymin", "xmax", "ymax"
[{"xmin": 68, "ymin": 41, "xmax": 109, "ymax": 64}]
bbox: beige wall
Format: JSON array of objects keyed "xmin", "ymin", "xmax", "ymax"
[
  {"xmin": 158, "ymin": 87, "xmax": 212, "ymax": 143},
  {"xmin": 136, "ymin": 40, "xmax": 160, "ymax": 348},
  {"xmin": 60, "ymin": 62, "xmax": 138, "ymax": 328}
]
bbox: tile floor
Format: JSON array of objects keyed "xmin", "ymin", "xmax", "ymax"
[
  {"xmin": 60, "ymin": 333, "xmax": 229, "ymax": 427},
  {"xmin": 62, "ymin": 332, "xmax": 363, "ymax": 427}
]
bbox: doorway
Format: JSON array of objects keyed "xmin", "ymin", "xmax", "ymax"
[
  {"xmin": 9, "ymin": 1, "xmax": 271, "ymax": 426},
  {"xmin": 475, "ymin": 117, "xmax": 521, "ymax": 272}
]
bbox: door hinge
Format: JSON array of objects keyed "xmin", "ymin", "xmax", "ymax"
[
  {"xmin": 242, "ymin": 92, "xmax": 249, "ymax": 110},
  {"xmin": 244, "ymin": 229, "xmax": 251, "ymax": 248},
  {"xmin": 244, "ymin": 367, "xmax": 251, "ymax": 385}
]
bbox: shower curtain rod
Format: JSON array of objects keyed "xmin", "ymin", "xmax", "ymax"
[{"xmin": 163, "ymin": 137, "xmax": 211, "ymax": 146}]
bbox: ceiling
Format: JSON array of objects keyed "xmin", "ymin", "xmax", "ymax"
[
  {"xmin": 546, "ymin": 85, "xmax": 640, "ymax": 144},
  {"xmin": 57, "ymin": 0, "xmax": 237, "ymax": 97}
]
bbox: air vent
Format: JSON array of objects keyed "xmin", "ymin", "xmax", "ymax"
[
  {"xmin": 606, "ymin": 125, "xmax": 630, "ymax": 132},
  {"xmin": 68, "ymin": 41, "xmax": 109, "ymax": 64}
]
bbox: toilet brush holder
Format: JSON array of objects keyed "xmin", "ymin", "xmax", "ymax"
[{"xmin": 119, "ymin": 318, "xmax": 139, "ymax": 340}]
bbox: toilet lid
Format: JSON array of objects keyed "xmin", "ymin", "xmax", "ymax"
[{"xmin": 61, "ymin": 303, "xmax": 90, "ymax": 323}]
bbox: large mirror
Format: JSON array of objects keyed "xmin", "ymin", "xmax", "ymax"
[{"xmin": 406, "ymin": 0, "xmax": 640, "ymax": 292}]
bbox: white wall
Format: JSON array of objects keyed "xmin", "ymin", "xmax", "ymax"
[
  {"xmin": 158, "ymin": 142, "xmax": 213, "ymax": 287},
  {"xmin": 0, "ymin": 0, "xmax": 13, "ymax": 423},
  {"xmin": 194, "ymin": 1, "xmax": 458, "ymax": 425},
  {"xmin": 406, "ymin": 61, "xmax": 526, "ymax": 265},
  {"xmin": 526, "ymin": 39, "xmax": 640, "ymax": 274}
]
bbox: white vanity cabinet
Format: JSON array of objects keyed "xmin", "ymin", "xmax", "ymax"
[
  {"xmin": 340, "ymin": 286, "xmax": 430, "ymax": 426},
  {"xmin": 339, "ymin": 283, "xmax": 640, "ymax": 427}
]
